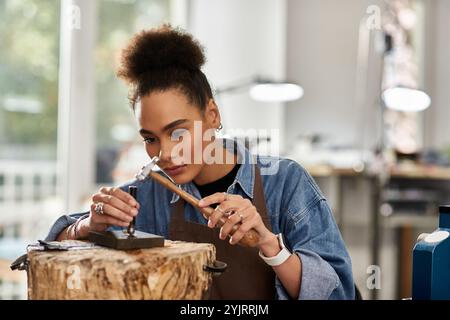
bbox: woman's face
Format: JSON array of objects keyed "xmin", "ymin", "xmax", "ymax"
[{"xmin": 136, "ymin": 88, "xmax": 219, "ymax": 184}]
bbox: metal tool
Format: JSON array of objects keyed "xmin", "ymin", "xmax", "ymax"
[
  {"xmin": 88, "ymin": 184, "xmax": 164, "ymax": 250},
  {"xmin": 135, "ymin": 157, "xmax": 260, "ymax": 247},
  {"xmin": 136, "ymin": 156, "xmax": 176, "ymax": 184},
  {"xmin": 127, "ymin": 186, "xmax": 137, "ymax": 236}
]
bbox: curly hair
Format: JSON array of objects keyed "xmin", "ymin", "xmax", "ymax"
[{"xmin": 117, "ymin": 24, "xmax": 213, "ymax": 111}]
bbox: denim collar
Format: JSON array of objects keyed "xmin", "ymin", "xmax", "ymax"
[{"xmin": 169, "ymin": 138, "xmax": 256, "ymax": 204}]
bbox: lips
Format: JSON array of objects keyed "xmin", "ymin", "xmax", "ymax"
[{"xmin": 163, "ymin": 164, "xmax": 187, "ymax": 176}]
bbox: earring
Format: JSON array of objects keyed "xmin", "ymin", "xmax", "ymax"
[{"xmin": 216, "ymin": 123, "xmax": 223, "ymax": 132}]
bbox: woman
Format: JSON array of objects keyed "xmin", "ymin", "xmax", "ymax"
[{"xmin": 46, "ymin": 25, "xmax": 355, "ymax": 300}]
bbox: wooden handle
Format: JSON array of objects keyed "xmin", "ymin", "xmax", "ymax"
[{"xmin": 149, "ymin": 171, "xmax": 260, "ymax": 247}]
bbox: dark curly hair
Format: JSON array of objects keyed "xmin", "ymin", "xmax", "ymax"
[{"xmin": 117, "ymin": 24, "xmax": 213, "ymax": 111}]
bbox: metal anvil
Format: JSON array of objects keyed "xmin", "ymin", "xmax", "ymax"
[{"xmin": 88, "ymin": 159, "xmax": 165, "ymax": 250}]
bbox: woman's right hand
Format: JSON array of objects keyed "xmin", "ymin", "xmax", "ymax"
[{"xmin": 78, "ymin": 187, "xmax": 140, "ymax": 238}]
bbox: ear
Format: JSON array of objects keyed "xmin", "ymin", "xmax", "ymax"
[{"xmin": 204, "ymin": 99, "xmax": 221, "ymax": 129}]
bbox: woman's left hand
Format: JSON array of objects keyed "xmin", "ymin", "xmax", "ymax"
[{"xmin": 198, "ymin": 192, "xmax": 274, "ymax": 246}]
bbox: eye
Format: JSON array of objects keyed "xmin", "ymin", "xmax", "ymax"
[
  {"xmin": 143, "ymin": 136, "xmax": 157, "ymax": 145},
  {"xmin": 171, "ymin": 128, "xmax": 189, "ymax": 141}
]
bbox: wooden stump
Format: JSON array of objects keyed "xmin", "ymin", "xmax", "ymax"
[{"xmin": 27, "ymin": 240, "xmax": 215, "ymax": 300}]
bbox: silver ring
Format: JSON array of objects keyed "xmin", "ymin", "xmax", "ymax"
[
  {"xmin": 223, "ymin": 192, "xmax": 229, "ymax": 201},
  {"xmin": 94, "ymin": 202, "xmax": 105, "ymax": 215}
]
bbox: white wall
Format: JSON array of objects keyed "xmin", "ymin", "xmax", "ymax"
[
  {"xmin": 423, "ymin": 0, "xmax": 450, "ymax": 149},
  {"xmin": 187, "ymin": 0, "xmax": 287, "ymax": 153},
  {"xmin": 285, "ymin": 0, "xmax": 384, "ymax": 151},
  {"xmin": 285, "ymin": 0, "xmax": 450, "ymax": 152}
]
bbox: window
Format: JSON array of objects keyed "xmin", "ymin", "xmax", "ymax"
[
  {"xmin": 95, "ymin": 0, "xmax": 171, "ymax": 184},
  {"xmin": 0, "ymin": 0, "xmax": 180, "ymax": 299},
  {"xmin": 0, "ymin": 0, "xmax": 61, "ymax": 300},
  {"xmin": 0, "ymin": 0, "xmax": 60, "ymax": 159}
]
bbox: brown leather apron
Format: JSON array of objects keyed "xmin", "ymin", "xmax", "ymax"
[{"xmin": 168, "ymin": 165, "xmax": 276, "ymax": 300}]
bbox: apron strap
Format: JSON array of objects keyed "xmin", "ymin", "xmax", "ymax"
[
  {"xmin": 171, "ymin": 195, "xmax": 185, "ymax": 222},
  {"xmin": 168, "ymin": 164, "xmax": 276, "ymax": 300}
]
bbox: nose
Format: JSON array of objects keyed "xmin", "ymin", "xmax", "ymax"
[
  {"xmin": 158, "ymin": 135, "xmax": 188, "ymax": 166},
  {"xmin": 158, "ymin": 147, "xmax": 169, "ymax": 163},
  {"xmin": 158, "ymin": 140, "xmax": 177, "ymax": 165}
]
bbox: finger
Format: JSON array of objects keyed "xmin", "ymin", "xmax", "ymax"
[
  {"xmin": 198, "ymin": 192, "xmax": 227, "ymax": 207},
  {"xmin": 90, "ymin": 208, "xmax": 130, "ymax": 227},
  {"xmin": 221, "ymin": 193, "xmax": 243, "ymax": 201},
  {"xmin": 229, "ymin": 216, "xmax": 258, "ymax": 245},
  {"xmin": 207, "ymin": 201, "xmax": 240, "ymax": 228},
  {"xmin": 90, "ymin": 202, "xmax": 133, "ymax": 224},
  {"xmin": 100, "ymin": 187, "xmax": 139, "ymax": 207},
  {"xmin": 101, "ymin": 216, "xmax": 130, "ymax": 228},
  {"xmin": 208, "ymin": 206, "xmax": 226, "ymax": 228},
  {"xmin": 102, "ymin": 203, "xmax": 134, "ymax": 223},
  {"xmin": 199, "ymin": 192, "xmax": 244, "ymax": 207},
  {"xmin": 209, "ymin": 198, "xmax": 252, "ymax": 228},
  {"xmin": 219, "ymin": 210, "xmax": 246, "ymax": 240},
  {"xmin": 93, "ymin": 193, "xmax": 138, "ymax": 217},
  {"xmin": 218, "ymin": 198, "xmax": 252, "ymax": 215}
]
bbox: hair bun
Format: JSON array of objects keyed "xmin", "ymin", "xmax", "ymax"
[{"xmin": 118, "ymin": 24, "xmax": 206, "ymax": 83}]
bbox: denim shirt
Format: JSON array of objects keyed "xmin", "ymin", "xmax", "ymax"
[{"xmin": 45, "ymin": 139, "xmax": 355, "ymax": 300}]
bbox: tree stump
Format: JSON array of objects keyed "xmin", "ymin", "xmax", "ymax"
[{"xmin": 27, "ymin": 240, "xmax": 215, "ymax": 300}]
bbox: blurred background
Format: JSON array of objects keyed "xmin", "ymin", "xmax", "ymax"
[{"xmin": 1, "ymin": 0, "xmax": 449, "ymax": 299}]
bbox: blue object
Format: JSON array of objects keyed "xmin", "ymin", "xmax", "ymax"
[{"xmin": 412, "ymin": 205, "xmax": 450, "ymax": 299}]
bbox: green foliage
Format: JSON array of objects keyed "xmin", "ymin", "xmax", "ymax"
[
  {"xmin": 0, "ymin": 0, "xmax": 60, "ymax": 150},
  {"xmin": 95, "ymin": 0, "xmax": 170, "ymax": 148},
  {"xmin": 0, "ymin": 0, "xmax": 170, "ymax": 158}
]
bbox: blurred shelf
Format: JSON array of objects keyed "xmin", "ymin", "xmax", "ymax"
[
  {"xmin": 390, "ymin": 165, "xmax": 450, "ymax": 180},
  {"xmin": 305, "ymin": 163, "xmax": 450, "ymax": 181},
  {"xmin": 304, "ymin": 164, "xmax": 365, "ymax": 177},
  {"xmin": 381, "ymin": 214, "xmax": 438, "ymax": 229}
]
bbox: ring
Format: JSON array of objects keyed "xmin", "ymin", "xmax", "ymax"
[
  {"xmin": 223, "ymin": 192, "xmax": 229, "ymax": 201},
  {"xmin": 225, "ymin": 210, "xmax": 235, "ymax": 217},
  {"xmin": 238, "ymin": 213, "xmax": 244, "ymax": 221},
  {"xmin": 215, "ymin": 206, "xmax": 225, "ymax": 214},
  {"xmin": 94, "ymin": 202, "xmax": 105, "ymax": 215}
]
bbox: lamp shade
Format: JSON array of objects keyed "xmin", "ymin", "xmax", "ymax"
[
  {"xmin": 216, "ymin": 77, "xmax": 304, "ymax": 103},
  {"xmin": 382, "ymin": 87, "xmax": 431, "ymax": 112},
  {"xmin": 249, "ymin": 82, "xmax": 304, "ymax": 102}
]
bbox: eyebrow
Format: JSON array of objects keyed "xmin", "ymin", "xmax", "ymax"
[{"xmin": 139, "ymin": 119, "xmax": 189, "ymax": 135}]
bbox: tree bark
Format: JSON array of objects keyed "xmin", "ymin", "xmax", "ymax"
[{"xmin": 27, "ymin": 240, "xmax": 215, "ymax": 300}]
